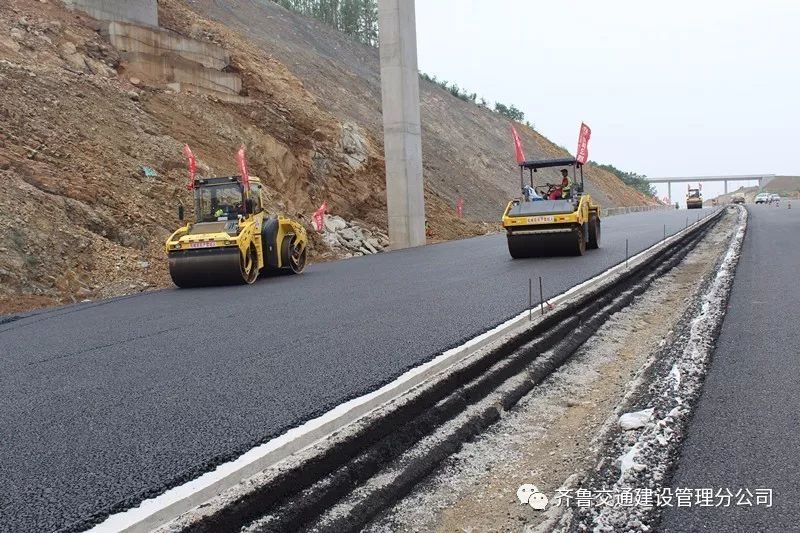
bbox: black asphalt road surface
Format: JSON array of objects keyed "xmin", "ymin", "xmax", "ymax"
[
  {"xmin": 0, "ymin": 209, "xmax": 712, "ymax": 531},
  {"xmin": 662, "ymin": 205, "xmax": 800, "ymax": 532}
]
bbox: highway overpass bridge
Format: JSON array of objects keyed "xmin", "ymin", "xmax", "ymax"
[{"xmin": 648, "ymin": 174, "xmax": 775, "ymax": 203}]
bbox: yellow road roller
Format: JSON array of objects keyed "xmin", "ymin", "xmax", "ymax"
[
  {"xmin": 165, "ymin": 174, "xmax": 308, "ymax": 288},
  {"xmin": 686, "ymin": 186, "xmax": 703, "ymax": 209},
  {"xmin": 502, "ymin": 157, "xmax": 601, "ymax": 257}
]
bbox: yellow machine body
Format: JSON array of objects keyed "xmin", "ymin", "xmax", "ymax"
[
  {"xmin": 501, "ymin": 158, "xmax": 601, "ymax": 257},
  {"xmin": 686, "ymin": 188, "xmax": 703, "ymax": 209},
  {"xmin": 165, "ymin": 176, "xmax": 308, "ymax": 287}
]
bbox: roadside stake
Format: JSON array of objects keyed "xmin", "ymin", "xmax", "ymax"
[
  {"xmin": 528, "ymin": 278, "xmax": 532, "ymax": 322},
  {"xmin": 626, "ymin": 238, "xmax": 629, "ymax": 269},
  {"xmin": 539, "ymin": 276, "xmax": 544, "ymax": 316}
]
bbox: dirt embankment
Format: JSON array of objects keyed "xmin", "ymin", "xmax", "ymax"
[{"xmin": 0, "ymin": 0, "xmax": 651, "ymax": 314}]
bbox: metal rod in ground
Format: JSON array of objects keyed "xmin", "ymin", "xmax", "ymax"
[
  {"xmin": 686, "ymin": 216, "xmax": 689, "ymax": 228},
  {"xmin": 626, "ymin": 238, "xmax": 629, "ymax": 269},
  {"xmin": 528, "ymin": 278, "xmax": 532, "ymax": 322},
  {"xmin": 539, "ymin": 276, "xmax": 544, "ymax": 316},
  {"xmin": 663, "ymin": 224, "xmax": 667, "ymax": 241}
]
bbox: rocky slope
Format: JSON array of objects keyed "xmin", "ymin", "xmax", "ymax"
[
  {"xmin": 185, "ymin": 0, "xmax": 654, "ymax": 216},
  {"xmin": 0, "ymin": 0, "xmax": 652, "ymax": 313}
]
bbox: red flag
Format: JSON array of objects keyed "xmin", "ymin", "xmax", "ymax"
[
  {"xmin": 312, "ymin": 201, "xmax": 327, "ymax": 232},
  {"xmin": 236, "ymin": 146, "xmax": 250, "ymax": 191},
  {"xmin": 575, "ymin": 122, "xmax": 591, "ymax": 164},
  {"xmin": 511, "ymin": 125, "xmax": 526, "ymax": 164},
  {"xmin": 183, "ymin": 144, "xmax": 196, "ymax": 190},
  {"xmin": 456, "ymin": 197, "xmax": 464, "ymax": 218}
]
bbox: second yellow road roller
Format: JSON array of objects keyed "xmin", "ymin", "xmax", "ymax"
[
  {"xmin": 165, "ymin": 149, "xmax": 308, "ymax": 288},
  {"xmin": 686, "ymin": 186, "xmax": 703, "ymax": 209},
  {"xmin": 501, "ymin": 157, "xmax": 601, "ymax": 257}
]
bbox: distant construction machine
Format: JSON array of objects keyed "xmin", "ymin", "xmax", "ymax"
[
  {"xmin": 502, "ymin": 157, "xmax": 602, "ymax": 257},
  {"xmin": 165, "ymin": 147, "xmax": 308, "ymax": 288},
  {"xmin": 686, "ymin": 185, "xmax": 703, "ymax": 209}
]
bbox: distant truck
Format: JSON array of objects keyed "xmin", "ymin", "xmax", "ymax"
[{"xmin": 686, "ymin": 186, "xmax": 703, "ymax": 209}]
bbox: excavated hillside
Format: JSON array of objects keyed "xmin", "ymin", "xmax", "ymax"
[
  {"xmin": 0, "ymin": 0, "xmax": 653, "ymax": 313},
  {"xmin": 184, "ymin": 0, "xmax": 653, "ymax": 215}
]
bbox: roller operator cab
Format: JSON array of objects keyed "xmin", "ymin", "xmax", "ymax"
[
  {"xmin": 165, "ymin": 175, "xmax": 308, "ymax": 288},
  {"xmin": 686, "ymin": 187, "xmax": 703, "ymax": 209},
  {"xmin": 501, "ymin": 157, "xmax": 601, "ymax": 257}
]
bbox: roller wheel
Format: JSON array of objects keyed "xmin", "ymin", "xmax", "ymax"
[
  {"xmin": 241, "ymin": 245, "xmax": 259, "ymax": 284},
  {"xmin": 574, "ymin": 226, "xmax": 587, "ymax": 256},
  {"xmin": 508, "ymin": 234, "xmax": 524, "ymax": 259},
  {"xmin": 282, "ymin": 237, "xmax": 307, "ymax": 274},
  {"xmin": 588, "ymin": 213, "xmax": 601, "ymax": 250}
]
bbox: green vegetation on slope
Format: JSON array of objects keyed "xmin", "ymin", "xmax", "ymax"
[
  {"xmin": 419, "ymin": 73, "xmax": 533, "ymax": 128},
  {"xmin": 272, "ymin": 1, "xmax": 534, "ymax": 128},
  {"xmin": 273, "ymin": 0, "xmax": 379, "ymax": 46},
  {"xmin": 590, "ymin": 161, "xmax": 656, "ymax": 197}
]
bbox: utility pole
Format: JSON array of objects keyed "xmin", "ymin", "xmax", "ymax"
[{"xmin": 378, "ymin": 0, "xmax": 426, "ymax": 249}]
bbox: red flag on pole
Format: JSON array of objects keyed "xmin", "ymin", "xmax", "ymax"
[
  {"xmin": 456, "ymin": 197, "xmax": 464, "ymax": 218},
  {"xmin": 183, "ymin": 144, "xmax": 196, "ymax": 190},
  {"xmin": 511, "ymin": 125, "xmax": 526, "ymax": 164},
  {"xmin": 575, "ymin": 122, "xmax": 592, "ymax": 164},
  {"xmin": 312, "ymin": 201, "xmax": 327, "ymax": 232},
  {"xmin": 236, "ymin": 146, "xmax": 250, "ymax": 191}
]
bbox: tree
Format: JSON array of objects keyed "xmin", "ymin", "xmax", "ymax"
[
  {"xmin": 340, "ymin": 0, "xmax": 361, "ymax": 37},
  {"xmin": 494, "ymin": 102, "xmax": 525, "ymax": 122},
  {"xmin": 358, "ymin": 0, "xmax": 378, "ymax": 46}
]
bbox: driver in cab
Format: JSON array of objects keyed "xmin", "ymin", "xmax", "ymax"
[
  {"xmin": 214, "ymin": 202, "xmax": 244, "ymax": 219},
  {"xmin": 548, "ymin": 169, "xmax": 573, "ymax": 200}
]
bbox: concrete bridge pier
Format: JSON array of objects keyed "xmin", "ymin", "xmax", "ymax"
[{"xmin": 378, "ymin": 0, "xmax": 426, "ymax": 250}]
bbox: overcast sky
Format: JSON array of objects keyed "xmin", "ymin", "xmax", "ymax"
[{"xmin": 415, "ymin": 0, "xmax": 798, "ymax": 201}]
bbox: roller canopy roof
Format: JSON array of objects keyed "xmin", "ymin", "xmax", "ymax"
[{"xmin": 520, "ymin": 157, "xmax": 579, "ymax": 170}]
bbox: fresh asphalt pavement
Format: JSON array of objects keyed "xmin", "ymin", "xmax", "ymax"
[
  {"xmin": 0, "ymin": 209, "xmax": 713, "ymax": 531},
  {"xmin": 662, "ymin": 205, "xmax": 800, "ymax": 532}
]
